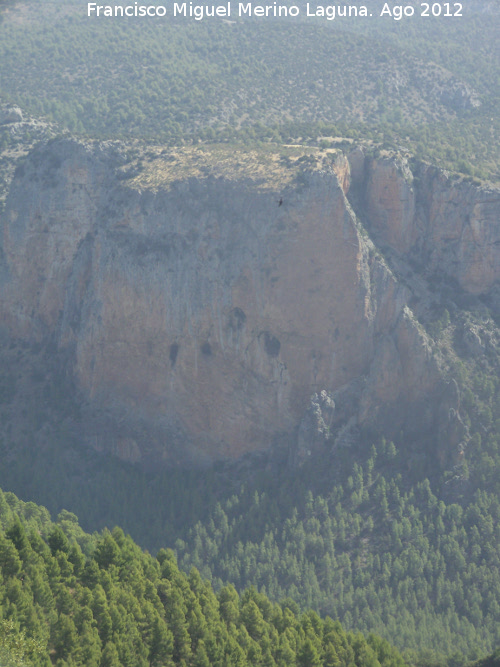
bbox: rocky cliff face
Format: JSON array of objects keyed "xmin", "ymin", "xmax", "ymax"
[
  {"xmin": 1, "ymin": 139, "xmax": 497, "ymax": 466},
  {"xmin": 353, "ymin": 152, "xmax": 500, "ymax": 296}
]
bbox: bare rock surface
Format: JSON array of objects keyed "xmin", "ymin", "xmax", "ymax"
[
  {"xmin": 1, "ymin": 139, "xmax": 498, "ymax": 466},
  {"xmin": 351, "ymin": 152, "xmax": 500, "ymax": 295}
]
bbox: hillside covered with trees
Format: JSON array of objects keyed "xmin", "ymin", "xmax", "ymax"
[
  {"xmin": 0, "ymin": 486, "xmax": 409, "ymax": 666},
  {"xmin": 0, "ymin": 0, "xmax": 498, "ymax": 181}
]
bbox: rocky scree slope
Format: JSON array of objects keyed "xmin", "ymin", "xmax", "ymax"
[{"xmin": 0, "ymin": 139, "xmax": 498, "ymax": 468}]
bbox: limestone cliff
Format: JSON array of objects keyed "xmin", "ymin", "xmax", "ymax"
[
  {"xmin": 1, "ymin": 139, "xmax": 497, "ymax": 466},
  {"xmin": 352, "ymin": 152, "xmax": 500, "ymax": 296}
]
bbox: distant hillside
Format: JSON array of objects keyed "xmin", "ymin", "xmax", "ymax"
[{"xmin": 0, "ymin": 0, "xmax": 498, "ymax": 180}]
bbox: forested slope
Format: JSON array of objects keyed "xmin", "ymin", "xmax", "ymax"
[
  {"xmin": 176, "ymin": 443, "xmax": 500, "ymax": 658},
  {"xmin": 0, "ymin": 486, "xmax": 407, "ymax": 667}
]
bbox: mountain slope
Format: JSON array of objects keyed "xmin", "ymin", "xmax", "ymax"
[
  {"xmin": 0, "ymin": 138, "xmax": 499, "ymax": 660},
  {"xmin": 0, "ymin": 485, "xmax": 408, "ymax": 667}
]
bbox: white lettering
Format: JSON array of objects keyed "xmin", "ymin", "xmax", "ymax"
[
  {"xmin": 306, "ymin": 3, "xmax": 365, "ymax": 18},
  {"xmin": 238, "ymin": 2, "xmax": 298, "ymax": 16},
  {"xmin": 85, "ymin": 3, "xmax": 204, "ymax": 18}
]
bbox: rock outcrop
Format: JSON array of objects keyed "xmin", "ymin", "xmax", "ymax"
[
  {"xmin": 1, "ymin": 139, "xmax": 498, "ymax": 466},
  {"xmin": 352, "ymin": 151, "xmax": 500, "ymax": 295},
  {"xmin": 295, "ymin": 391, "xmax": 335, "ymax": 465},
  {"xmin": 436, "ymin": 379, "xmax": 468, "ymax": 467},
  {"xmin": 1, "ymin": 106, "xmax": 23, "ymax": 124}
]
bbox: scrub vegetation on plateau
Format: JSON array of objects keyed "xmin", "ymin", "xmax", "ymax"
[{"xmin": 0, "ymin": 0, "xmax": 498, "ymax": 181}]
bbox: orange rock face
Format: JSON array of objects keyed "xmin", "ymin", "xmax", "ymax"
[
  {"xmin": 1, "ymin": 140, "xmax": 497, "ymax": 464},
  {"xmin": 360, "ymin": 155, "xmax": 500, "ymax": 295}
]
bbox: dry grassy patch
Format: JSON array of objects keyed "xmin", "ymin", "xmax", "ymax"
[{"xmin": 127, "ymin": 144, "xmax": 343, "ymax": 192}]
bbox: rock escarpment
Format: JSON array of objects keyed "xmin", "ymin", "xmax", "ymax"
[
  {"xmin": 351, "ymin": 151, "xmax": 500, "ymax": 296},
  {"xmin": 1, "ymin": 140, "xmax": 497, "ymax": 466}
]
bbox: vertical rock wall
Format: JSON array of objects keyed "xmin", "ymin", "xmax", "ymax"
[{"xmin": 2, "ymin": 139, "xmax": 496, "ymax": 464}]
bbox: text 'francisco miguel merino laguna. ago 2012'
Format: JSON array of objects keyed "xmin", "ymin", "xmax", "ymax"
[{"xmin": 86, "ymin": 2, "xmax": 464, "ymax": 20}]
